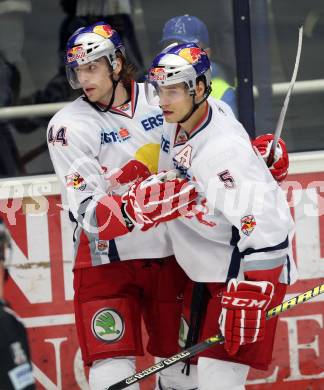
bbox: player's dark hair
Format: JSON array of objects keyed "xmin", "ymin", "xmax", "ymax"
[
  {"xmin": 117, "ymin": 52, "xmax": 137, "ymax": 91},
  {"xmin": 196, "ymin": 74, "xmax": 208, "ymax": 93},
  {"xmin": 105, "ymin": 51, "xmax": 136, "ymax": 92}
]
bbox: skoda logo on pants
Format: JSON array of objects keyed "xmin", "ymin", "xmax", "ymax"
[{"xmin": 92, "ymin": 309, "xmax": 124, "ymax": 343}]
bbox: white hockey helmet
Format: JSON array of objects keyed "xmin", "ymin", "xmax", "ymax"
[
  {"xmin": 65, "ymin": 21, "xmax": 125, "ymax": 89},
  {"xmin": 146, "ymin": 42, "xmax": 212, "ymax": 104}
]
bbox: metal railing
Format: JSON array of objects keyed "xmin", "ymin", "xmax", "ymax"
[
  {"xmin": 0, "ymin": 102, "xmax": 66, "ymax": 120},
  {"xmin": 0, "ymin": 79, "xmax": 324, "ymax": 120},
  {"xmin": 253, "ymin": 78, "xmax": 324, "ymax": 97}
]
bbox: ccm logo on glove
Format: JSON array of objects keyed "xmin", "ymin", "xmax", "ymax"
[{"xmin": 221, "ymin": 295, "xmax": 269, "ymax": 308}]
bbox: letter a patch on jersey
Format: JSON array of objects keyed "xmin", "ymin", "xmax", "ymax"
[{"xmin": 174, "ymin": 145, "xmax": 192, "ymax": 169}]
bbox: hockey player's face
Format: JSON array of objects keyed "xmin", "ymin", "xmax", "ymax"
[
  {"xmin": 75, "ymin": 58, "xmax": 114, "ymax": 104},
  {"xmin": 158, "ymin": 83, "xmax": 192, "ymax": 123}
]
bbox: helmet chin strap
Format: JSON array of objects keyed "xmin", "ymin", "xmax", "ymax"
[
  {"xmin": 84, "ymin": 73, "xmax": 121, "ymax": 112},
  {"xmin": 178, "ymin": 86, "xmax": 212, "ymax": 124},
  {"xmin": 101, "ymin": 76, "xmax": 120, "ymax": 112}
]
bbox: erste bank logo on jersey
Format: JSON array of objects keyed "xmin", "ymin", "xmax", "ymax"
[
  {"xmin": 140, "ymin": 113, "xmax": 163, "ymax": 131},
  {"xmin": 101, "ymin": 127, "xmax": 131, "ymax": 144}
]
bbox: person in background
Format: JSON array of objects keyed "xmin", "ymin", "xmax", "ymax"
[
  {"xmin": 160, "ymin": 14, "xmax": 237, "ymax": 116},
  {"xmin": 0, "ymin": 218, "xmax": 35, "ymax": 390},
  {"xmin": 0, "ymin": 0, "xmax": 34, "ymax": 97},
  {"xmin": 0, "ymin": 52, "xmax": 23, "ymax": 176}
]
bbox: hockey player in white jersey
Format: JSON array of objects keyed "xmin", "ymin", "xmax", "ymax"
[
  {"xmin": 47, "ymin": 22, "xmax": 198, "ymax": 390},
  {"xmin": 146, "ymin": 43, "xmax": 297, "ymax": 389}
]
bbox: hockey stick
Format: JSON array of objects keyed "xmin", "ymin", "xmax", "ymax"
[
  {"xmin": 106, "ymin": 282, "xmax": 324, "ymax": 390},
  {"xmin": 267, "ymin": 25, "xmax": 303, "ymax": 167}
]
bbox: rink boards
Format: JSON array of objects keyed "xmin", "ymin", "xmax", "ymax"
[{"xmin": 1, "ymin": 151, "xmax": 324, "ymax": 390}]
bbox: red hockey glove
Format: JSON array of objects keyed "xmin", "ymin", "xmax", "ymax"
[
  {"xmin": 219, "ymin": 279, "xmax": 274, "ymax": 356},
  {"xmin": 115, "ymin": 159, "xmax": 151, "ymax": 185},
  {"xmin": 121, "ymin": 171, "xmax": 197, "ymax": 231},
  {"xmin": 104, "ymin": 159, "xmax": 151, "ymax": 192},
  {"xmin": 252, "ymin": 134, "xmax": 289, "ymax": 183}
]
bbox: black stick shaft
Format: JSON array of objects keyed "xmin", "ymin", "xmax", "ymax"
[{"xmin": 107, "ymin": 282, "xmax": 324, "ymax": 390}]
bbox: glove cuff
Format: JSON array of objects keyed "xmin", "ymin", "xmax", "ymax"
[{"xmin": 121, "ymin": 202, "xmax": 135, "ymax": 231}]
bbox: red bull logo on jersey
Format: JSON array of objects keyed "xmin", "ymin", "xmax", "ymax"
[
  {"xmin": 178, "ymin": 47, "xmax": 204, "ymax": 64},
  {"xmin": 94, "ymin": 240, "xmax": 109, "ymax": 255},
  {"xmin": 65, "ymin": 172, "xmax": 86, "ymax": 191},
  {"xmin": 241, "ymin": 215, "xmax": 256, "ymax": 236},
  {"xmin": 67, "ymin": 45, "xmax": 86, "ymax": 63},
  {"xmin": 150, "ymin": 67, "xmax": 167, "ymax": 81},
  {"xmin": 174, "ymin": 129, "xmax": 188, "ymax": 145},
  {"xmin": 95, "ymin": 240, "xmax": 108, "ymax": 252},
  {"xmin": 93, "ymin": 24, "xmax": 113, "ymax": 38},
  {"xmin": 119, "ymin": 103, "xmax": 130, "ymax": 112}
]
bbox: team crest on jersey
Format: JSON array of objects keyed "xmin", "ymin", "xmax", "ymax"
[
  {"xmin": 119, "ymin": 103, "xmax": 130, "ymax": 112},
  {"xmin": 241, "ymin": 215, "xmax": 256, "ymax": 236},
  {"xmin": 92, "ymin": 309, "xmax": 124, "ymax": 343},
  {"xmin": 174, "ymin": 129, "xmax": 188, "ymax": 145},
  {"xmin": 178, "ymin": 315, "xmax": 189, "ymax": 348},
  {"xmin": 95, "ymin": 240, "xmax": 109, "ymax": 255},
  {"xmin": 65, "ymin": 172, "xmax": 86, "ymax": 191}
]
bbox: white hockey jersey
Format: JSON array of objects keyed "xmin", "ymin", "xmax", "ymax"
[
  {"xmin": 159, "ymin": 98, "xmax": 297, "ymax": 284},
  {"xmin": 47, "ymin": 81, "xmax": 173, "ymax": 268}
]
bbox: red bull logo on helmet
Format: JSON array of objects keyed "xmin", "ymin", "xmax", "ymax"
[
  {"xmin": 178, "ymin": 47, "xmax": 204, "ymax": 64},
  {"xmin": 93, "ymin": 24, "xmax": 114, "ymax": 38},
  {"xmin": 241, "ymin": 215, "xmax": 256, "ymax": 236},
  {"xmin": 149, "ymin": 67, "xmax": 167, "ymax": 81},
  {"xmin": 67, "ymin": 45, "xmax": 86, "ymax": 63}
]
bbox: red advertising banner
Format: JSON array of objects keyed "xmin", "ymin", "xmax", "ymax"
[{"xmin": 2, "ymin": 171, "xmax": 324, "ymax": 389}]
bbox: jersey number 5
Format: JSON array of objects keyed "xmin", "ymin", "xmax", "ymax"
[
  {"xmin": 218, "ymin": 170, "xmax": 235, "ymax": 188},
  {"xmin": 48, "ymin": 126, "xmax": 68, "ymax": 146}
]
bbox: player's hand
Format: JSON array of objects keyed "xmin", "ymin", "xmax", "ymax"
[
  {"xmin": 252, "ymin": 134, "xmax": 289, "ymax": 183},
  {"xmin": 115, "ymin": 160, "xmax": 151, "ymax": 185},
  {"xmin": 104, "ymin": 160, "xmax": 151, "ymax": 193},
  {"xmin": 219, "ymin": 279, "xmax": 274, "ymax": 356},
  {"xmin": 121, "ymin": 171, "xmax": 197, "ymax": 231}
]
